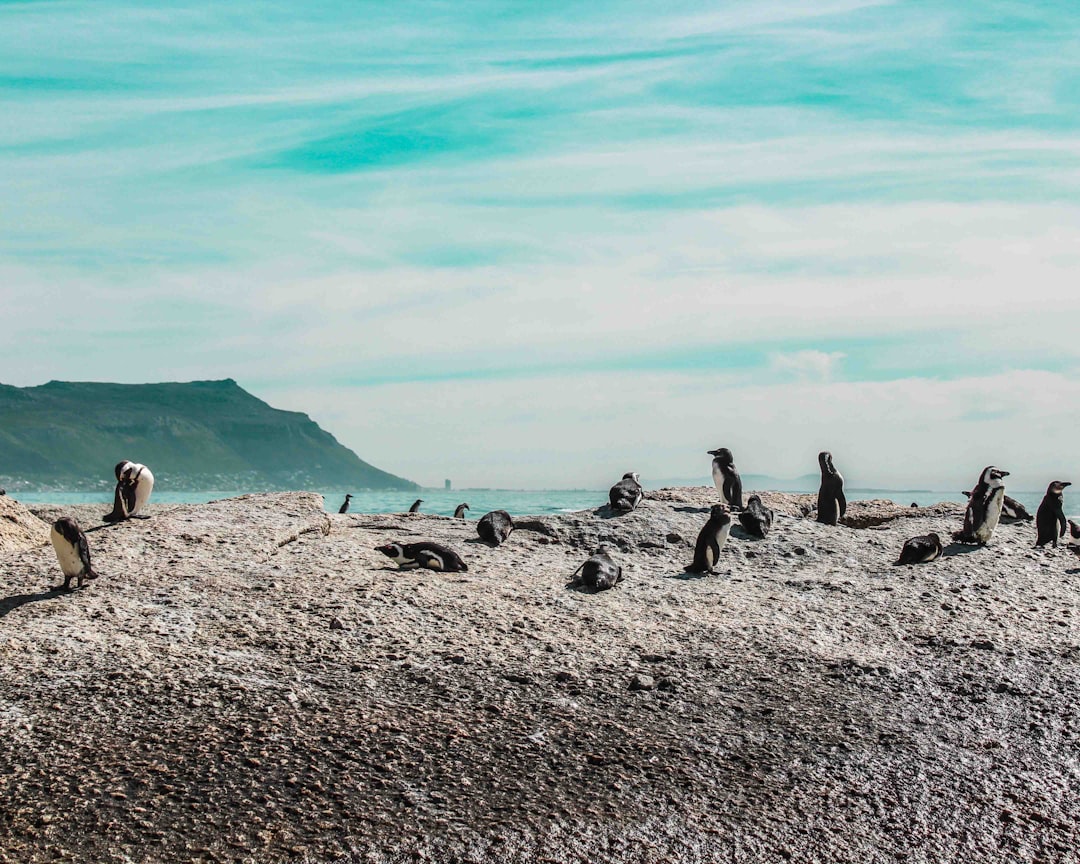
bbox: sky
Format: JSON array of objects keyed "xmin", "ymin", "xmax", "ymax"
[{"xmin": 2, "ymin": 1, "xmax": 1079, "ymax": 490}]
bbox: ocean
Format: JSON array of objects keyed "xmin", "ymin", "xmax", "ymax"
[{"xmin": 9, "ymin": 488, "xmax": 1077, "ymax": 520}]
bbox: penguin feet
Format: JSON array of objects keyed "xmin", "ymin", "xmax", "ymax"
[{"xmin": 132, "ymin": 514, "xmax": 152, "ymax": 520}]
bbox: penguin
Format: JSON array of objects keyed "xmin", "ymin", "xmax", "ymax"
[
  {"xmin": 608, "ymin": 472, "xmax": 644, "ymax": 513},
  {"xmin": 50, "ymin": 516, "xmax": 99, "ymax": 591},
  {"xmin": 737, "ymin": 494, "xmax": 773, "ymax": 539},
  {"xmin": 953, "ymin": 466, "xmax": 1009, "ymax": 545},
  {"xmin": 960, "ymin": 490, "xmax": 1032, "ymax": 523},
  {"xmin": 895, "ymin": 532, "xmax": 943, "ymax": 565},
  {"xmin": 1067, "ymin": 520, "xmax": 1080, "ymax": 556},
  {"xmin": 453, "ymin": 503, "xmax": 470, "ymax": 519},
  {"xmin": 338, "ymin": 494, "xmax": 353, "ymax": 514},
  {"xmin": 685, "ymin": 504, "xmax": 732, "ymax": 575},
  {"xmin": 569, "ymin": 545, "xmax": 623, "ymax": 591},
  {"xmin": 1035, "ymin": 481, "xmax": 1071, "ymax": 547},
  {"xmin": 816, "ymin": 451, "xmax": 846, "ymax": 526},
  {"xmin": 477, "ymin": 510, "xmax": 514, "ymax": 546},
  {"xmin": 408, "ymin": 499, "xmax": 423, "ymax": 514},
  {"xmin": 707, "ymin": 448, "xmax": 743, "ymax": 509},
  {"xmin": 103, "ymin": 460, "xmax": 154, "ymax": 522},
  {"xmin": 375, "ymin": 541, "xmax": 468, "ymax": 573}
]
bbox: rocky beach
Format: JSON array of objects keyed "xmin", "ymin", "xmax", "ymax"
[{"xmin": 1, "ymin": 489, "xmax": 1077, "ymax": 863}]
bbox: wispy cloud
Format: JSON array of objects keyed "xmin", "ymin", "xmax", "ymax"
[{"xmin": 1, "ymin": 2, "xmax": 1079, "ymax": 484}]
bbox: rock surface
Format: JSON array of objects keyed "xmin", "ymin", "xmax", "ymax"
[
  {"xmin": 0, "ymin": 494, "xmax": 49, "ymax": 554},
  {"xmin": 1, "ymin": 489, "xmax": 1077, "ymax": 863}
]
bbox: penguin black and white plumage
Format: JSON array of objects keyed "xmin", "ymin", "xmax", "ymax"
[
  {"xmin": 50, "ymin": 516, "xmax": 99, "ymax": 591},
  {"xmin": 453, "ymin": 503, "xmax": 470, "ymax": 519},
  {"xmin": 685, "ymin": 504, "xmax": 732, "ymax": 575},
  {"xmin": 375, "ymin": 541, "xmax": 468, "ymax": 573},
  {"xmin": 953, "ymin": 466, "xmax": 1009, "ymax": 545},
  {"xmin": 895, "ymin": 532, "xmax": 943, "ymax": 565},
  {"xmin": 1067, "ymin": 520, "xmax": 1080, "ymax": 556},
  {"xmin": 103, "ymin": 460, "xmax": 154, "ymax": 522},
  {"xmin": 569, "ymin": 545, "xmax": 623, "ymax": 591},
  {"xmin": 707, "ymin": 448, "xmax": 743, "ymax": 509},
  {"xmin": 608, "ymin": 472, "xmax": 644, "ymax": 513},
  {"xmin": 1035, "ymin": 481, "xmax": 1071, "ymax": 547},
  {"xmin": 1000, "ymin": 495, "xmax": 1034, "ymax": 524},
  {"xmin": 338, "ymin": 494, "xmax": 353, "ymax": 514},
  {"xmin": 737, "ymin": 494, "xmax": 773, "ymax": 539},
  {"xmin": 477, "ymin": 510, "xmax": 514, "ymax": 546},
  {"xmin": 816, "ymin": 451, "xmax": 846, "ymax": 526},
  {"xmin": 408, "ymin": 499, "xmax": 423, "ymax": 514},
  {"xmin": 960, "ymin": 490, "xmax": 1031, "ymax": 523}
]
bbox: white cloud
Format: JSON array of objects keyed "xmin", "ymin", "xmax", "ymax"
[{"xmin": 769, "ymin": 350, "xmax": 845, "ymax": 381}]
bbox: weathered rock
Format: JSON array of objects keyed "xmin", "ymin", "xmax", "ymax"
[
  {"xmin": 0, "ymin": 495, "xmax": 49, "ymax": 555},
  {"xmin": 0, "ymin": 488, "xmax": 1075, "ymax": 863}
]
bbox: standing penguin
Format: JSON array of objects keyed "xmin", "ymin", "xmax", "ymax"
[
  {"xmin": 453, "ymin": 503, "xmax": 470, "ymax": 519},
  {"xmin": 685, "ymin": 504, "xmax": 733, "ymax": 575},
  {"xmin": 708, "ymin": 448, "xmax": 743, "ymax": 509},
  {"xmin": 408, "ymin": 499, "xmax": 423, "ymax": 514},
  {"xmin": 816, "ymin": 452, "xmax": 846, "ymax": 526},
  {"xmin": 50, "ymin": 517, "xmax": 99, "ymax": 591},
  {"xmin": 608, "ymin": 472, "xmax": 644, "ymax": 513},
  {"xmin": 569, "ymin": 545, "xmax": 623, "ymax": 590},
  {"xmin": 737, "ymin": 494, "xmax": 773, "ymax": 539},
  {"xmin": 477, "ymin": 510, "xmax": 514, "ymax": 546},
  {"xmin": 338, "ymin": 494, "xmax": 353, "ymax": 514},
  {"xmin": 1035, "ymin": 481, "xmax": 1071, "ymax": 547},
  {"xmin": 103, "ymin": 460, "xmax": 154, "ymax": 522},
  {"xmin": 954, "ymin": 466, "xmax": 1009, "ymax": 545}
]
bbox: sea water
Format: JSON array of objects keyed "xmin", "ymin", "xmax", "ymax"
[{"xmin": 10, "ymin": 488, "xmax": 1076, "ymax": 519}]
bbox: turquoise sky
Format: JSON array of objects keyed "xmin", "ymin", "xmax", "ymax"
[{"xmin": 2, "ymin": 1, "xmax": 1079, "ymax": 487}]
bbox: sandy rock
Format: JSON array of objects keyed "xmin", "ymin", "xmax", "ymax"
[
  {"xmin": 0, "ymin": 495, "xmax": 49, "ymax": 554},
  {"xmin": 0, "ymin": 489, "xmax": 1076, "ymax": 863}
]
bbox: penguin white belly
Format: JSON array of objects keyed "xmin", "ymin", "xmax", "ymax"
[
  {"xmin": 131, "ymin": 467, "xmax": 154, "ymax": 514},
  {"xmin": 712, "ymin": 462, "xmax": 724, "ymax": 496},
  {"xmin": 715, "ymin": 522, "xmax": 731, "ymax": 549},
  {"xmin": 50, "ymin": 529, "xmax": 83, "ymax": 577},
  {"xmin": 976, "ymin": 488, "xmax": 1005, "ymax": 542}
]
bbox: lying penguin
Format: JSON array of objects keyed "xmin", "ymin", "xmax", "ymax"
[
  {"xmin": 608, "ymin": 472, "xmax": 643, "ymax": 513},
  {"xmin": 477, "ymin": 510, "xmax": 514, "ymax": 546},
  {"xmin": 569, "ymin": 545, "xmax": 623, "ymax": 590},
  {"xmin": 737, "ymin": 495, "xmax": 773, "ymax": 539},
  {"xmin": 375, "ymin": 541, "xmax": 468, "ymax": 573},
  {"xmin": 895, "ymin": 532, "xmax": 943, "ymax": 565}
]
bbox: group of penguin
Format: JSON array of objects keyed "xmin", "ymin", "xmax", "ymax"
[
  {"xmin": 48, "ymin": 461, "xmax": 154, "ymax": 591},
  {"xmin": 44, "ymin": 450, "xmax": 1079, "ymax": 594},
  {"xmin": 363, "ymin": 448, "xmax": 1080, "ymax": 592}
]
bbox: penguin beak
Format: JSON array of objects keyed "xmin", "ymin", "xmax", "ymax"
[{"xmin": 998, "ymin": 471, "xmax": 1010, "ymax": 477}]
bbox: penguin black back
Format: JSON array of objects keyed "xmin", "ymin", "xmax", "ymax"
[
  {"xmin": 477, "ymin": 510, "xmax": 514, "ymax": 546},
  {"xmin": 408, "ymin": 499, "xmax": 423, "ymax": 513},
  {"xmin": 608, "ymin": 472, "xmax": 643, "ymax": 513},
  {"xmin": 896, "ymin": 532, "xmax": 943, "ymax": 565},
  {"xmin": 708, "ymin": 448, "xmax": 743, "ymax": 509},
  {"xmin": 816, "ymin": 451, "xmax": 846, "ymax": 526},
  {"xmin": 1035, "ymin": 481, "xmax": 1071, "ymax": 547},
  {"xmin": 338, "ymin": 494, "xmax": 353, "ymax": 514},
  {"xmin": 685, "ymin": 505, "xmax": 732, "ymax": 574},
  {"xmin": 50, "ymin": 516, "xmax": 99, "ymax": 591},
  {"xmin": 569, "ymin": 545, "xmax": 623, "ymax": 591},
  {"xmin": 737, "ymin": 494, "xmax": 773, "ymax": 539}
]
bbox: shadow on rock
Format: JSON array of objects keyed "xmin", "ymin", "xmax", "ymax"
[
  {"xmin": 0, "ymin": 586, "xmax": 69, "ymax": 618},
  {"xmin": 942, "ymin": 543, "xmax": 986, "ymax": 557},
  {"xmin": 673, "ymin": 506, "xmax": 711, "ymax": 514}
]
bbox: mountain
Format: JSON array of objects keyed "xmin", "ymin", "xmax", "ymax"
[{"xmin": 0, "ymin": 379, "xmax": 417, "ymax": 492}]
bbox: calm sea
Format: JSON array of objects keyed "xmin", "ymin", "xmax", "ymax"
[{"xmin": 10, "ymin": 488, "xmax": 1076, "ymax": 519}]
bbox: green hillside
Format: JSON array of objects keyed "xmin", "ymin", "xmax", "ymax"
[{"xmin": 0, "ymin": 379, "xmax": 417, "ymax": 491}]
